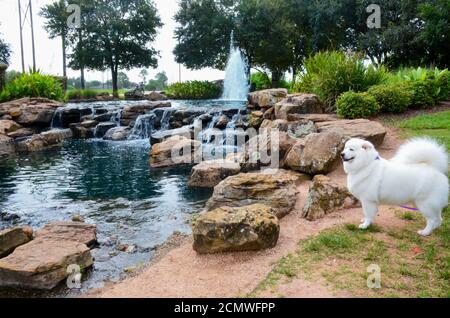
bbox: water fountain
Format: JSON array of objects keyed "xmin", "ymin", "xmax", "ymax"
[{"xmin": 221, "ymin": 31, "xmax": 249, "ymax": 101}]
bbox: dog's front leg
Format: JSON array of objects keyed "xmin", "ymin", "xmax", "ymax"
[{"xmin": 359, "ymin": 201, "xmax": 378, "ymax": 229}]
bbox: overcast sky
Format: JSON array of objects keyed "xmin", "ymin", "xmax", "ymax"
[{"xmin": 0, "ymin": 0, "xmax": 224, "ymax": 83}]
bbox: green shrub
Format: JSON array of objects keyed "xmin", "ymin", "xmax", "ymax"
[
  {"xmin": 387, "ymin": 67, "xmax": 450, "ymax": 108},
  {"xmin": 0, "ymin": 71, "xmax": 64, "ymax": 102},
  {"xmin": 336, "ymin": 91, "xmax": 381, "ymax": 119},
  {"xmin": 409, "ymin": 80, "xmax": 436, "ymax": 108},
  {"xmin": 294, "ymin": 51, "xmax": 387, "ymax": 112},
  {"xmin": 165, "ymin": 81, "xmax": 221, "ymax": 99},
  {"xmin": 250, "ymin": 72, "xmax": 271, "ymax": 91},
  {"xmin": 367, "ymin": 84, "xmax": 412, "ymax": 113}
]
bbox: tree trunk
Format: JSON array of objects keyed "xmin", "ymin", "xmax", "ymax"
[
  {"xmin": 62, "ymin": 34, "xmax": 67, "ymax": 78},
  {"xmin": 271, "ymin": 70, "xmax": 282, "ymax": 88},
  {"xmin": 80, "ymin": 66, "xmax": 85, "ymax": 90},
  {"xmin": 111, "ymin": 65, "xmax": 119, "ymax": 98},
  {"xmin": 78, "ymin": 30, "xmax": 85, "ymax": 90}
]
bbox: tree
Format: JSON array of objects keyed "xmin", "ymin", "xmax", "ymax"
[
  {"xmin": 118, "ymin": 72, "xmax": 131, "ymax": 89},
  {"xmin": 0, "ymin": 32, "xmax": 11, "ymax": 65},
  {"xmin": 40, "ymin": 0, "xmax": 70, "ymax": 78},
  {"xmin": 146, "ymin": 71, "xmax": 168, "ymax": 90},
  {"xmin": 173, "ymin": 0, "xmax": 356, "ymax": 87},
  {"xmin": 419, "ymin": 0, "xmax": 450, "ymax": 68},
  {"xmin": 72, "ymin": 0, "xmax": 162, "ymax": 97},
  {"xmin": 139, "ymin": 69, "xmax": 149, "ymax": 84}
]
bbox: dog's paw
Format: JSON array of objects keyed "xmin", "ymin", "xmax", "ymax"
[{"xmin": 417, "ymin": 229, "xmax": 432, "ymax": 236}]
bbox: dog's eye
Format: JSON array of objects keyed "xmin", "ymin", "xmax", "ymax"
[{"xmin": 350, "ymin": 149, "xmax": 354, "ymax": 151}]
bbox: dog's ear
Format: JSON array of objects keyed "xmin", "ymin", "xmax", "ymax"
[{"xmin": 362, "ymin": 143, "xmax": 373, "ymax": 151}]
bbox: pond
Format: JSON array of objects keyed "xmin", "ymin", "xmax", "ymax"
[{"xmin": 0, "ymin": 99, "xmax": 247, "ymax": 296}]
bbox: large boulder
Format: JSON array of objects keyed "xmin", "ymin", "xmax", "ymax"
[
  {"xmin": 206, "ymin": 170, "xmax": 310, "ymax": 218},
  {"xmin": 35, "ymin": 221, "xmax": 97, "ymax": 247},
  {"xmin": 16, "ymin": 129, "xmax": 73, "ymax": 152},
  {"xmin": 0, "ymin": 239, "xmax": 93, "ymax": 290},
  {"xmin": 121, "ymin": 102, "xmax": 171, "ymax": 126},
  {"xmin": 240, "ymin": 131, "xmax": 297, "ymax": 172},
  {"xmin": 188, "ymin": 159, "xmax": 241, "ymax": 188},
  {"xmin": 0, "ymin": 120, "xmax": 22, "ymax": 135},
  {"xmin": 192, "ymin": 204, "xmax": 280, "ymax": 254},
  {"xmin": 274, "ymin": 94, "xmax": 323, "ymax": 120},
  {"xmin": 316, "ymin": 119, "xmax": 387, "ymax": 146},
  {"xmin": 150, "ymin": 135, "xmax": 202, "ymax": 168},
  {"xmin": 284, "ymin": 131, "xmax": 344, "ymax": 175},
  {"xmin": 0, "ymin": 98, "xmax": 62, "ymax": 127},
  {"xmin": 0, "ymin": 227, "xmax": 33, "ymax": 258},
  {"xmin": 248, "ymin": 88, "xmax": 288, "ymax": 109},
  {"xmin": 302, "ymin": 175, "xmax": 360, "ymax": 221}
]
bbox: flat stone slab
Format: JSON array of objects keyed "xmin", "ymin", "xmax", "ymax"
[
  {"xmin": 35, "ymin": 221, "xmax": 97, "ymax": 247},
  {"xmin": 0, "ymin": 239, "xmax": 93, "ymax": 290}
]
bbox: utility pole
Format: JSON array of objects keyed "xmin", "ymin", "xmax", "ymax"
[
  {"xmin": 17, "ymin": 0, "xmax": 25, "ymax": 73},
  {"xmin": 29, "ymin": 0, "xmax": 36, "ymax": 72}
]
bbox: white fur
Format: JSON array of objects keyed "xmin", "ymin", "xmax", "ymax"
[{"xmin": 342, "ymin": 138, "xmax": 449, "ymax": 236}]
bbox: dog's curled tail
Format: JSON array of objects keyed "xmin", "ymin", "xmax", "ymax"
[{"xmin": 393, "ymin": 137, "xmax": 448, "ymax": 175}]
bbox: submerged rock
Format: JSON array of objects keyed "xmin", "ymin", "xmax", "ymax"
[
  {"xmin": 284, "ymin": 131, "xmax": 344, "ymax": 175},
  {"xmin": 0, "ymin": 227, "xmax": 33, "ymax": 258},
  {"xmin": 193, "ymin": 204, "xmax": 279, "ymax": 254},
  {"xmin": 302, "ymin": 175, "xmax": 360, "ymax": 221},
  {"xmin": 206, "ymin": 169, "xmax": 310, "ymax": 218},
  {"xmin": 188, "ymin": 159, "xmax": 241, "ymax": 188}
]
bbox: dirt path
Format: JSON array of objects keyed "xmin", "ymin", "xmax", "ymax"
[{"xmin": 94, "ymin": 128, "xmax": 407, "ymax": 298}]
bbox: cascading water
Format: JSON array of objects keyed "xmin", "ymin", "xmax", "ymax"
[
  {"xmin": 221, "ymin": 31, "xmax": 249, "ymax": 101},
  {"xmin": 128, "ymin": 114, "xmax": 156, "ymax": 140}
]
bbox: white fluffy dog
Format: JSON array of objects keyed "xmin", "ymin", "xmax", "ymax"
[{"xmin": 342, "ymin": 138, "xmax": 448, "ymax": 236}]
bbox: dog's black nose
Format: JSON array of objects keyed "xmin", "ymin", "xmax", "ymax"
[{"xmin": 340, "ymin": 152, "xmax": 345, "ymax": 158}]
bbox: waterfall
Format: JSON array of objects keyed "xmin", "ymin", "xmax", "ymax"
[
  {"xmin": 110, "ymin": 109, "xmax": 123, "ymax": 127},
  {"xmin": 50, "ymin": 108, "xmax": 63, "ymax": 128},
  {"xmin": 128, "ymin": 114, "xmax": 156, "ymax": 140},
  {"xmin": 221, "ymin": 31, "xmax": 249, "ymax": 101},
  {"xmin": 160, "ymin": 109, "xmax": 173, "ymax": 131}
]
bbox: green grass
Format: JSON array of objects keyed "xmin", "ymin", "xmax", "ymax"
[
  {"xmin": 396, "ymin": 110, "xmax": 450, "ymax": 151},
  {"xmin": 249, "ymin": 110, "xmax": 450, "ymax": 298}
]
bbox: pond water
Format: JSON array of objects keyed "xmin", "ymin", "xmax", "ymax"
[{"xmin": 0, "ymin": 99, "xmax": 246, "ymax": 296}]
